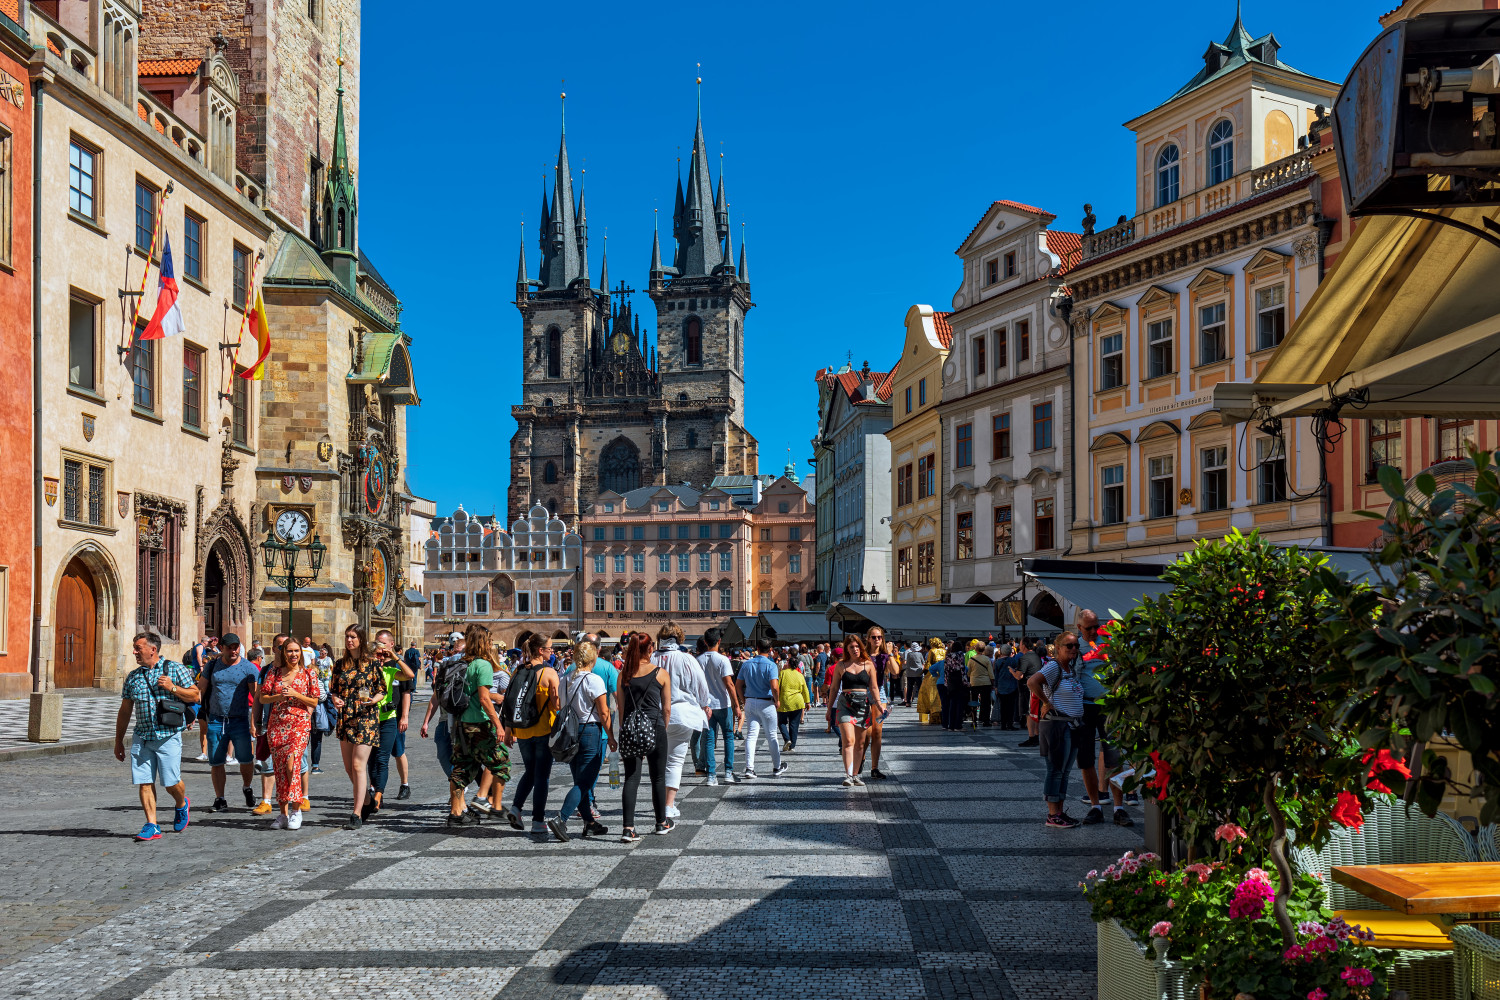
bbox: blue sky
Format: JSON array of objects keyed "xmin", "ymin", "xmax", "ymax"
[{"xmin": 359, "ymin": 0, "xmax": 1385, "ymax": 516}]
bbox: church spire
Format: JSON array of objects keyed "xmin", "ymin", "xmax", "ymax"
[
  {"xmin": 714, "ymin": 152, "xmax": 729, "ymax": 240},
  {"xmin": 539, "ymin": 90, "xmax": 582, "ymax": 291},
  {"xmin": 599, "ymin": 232, "xmax": 609, "ymax": 298},
  {"xmin": 672, "ymin": 74, "xmax": 724, "ymax": 278},
  {"xmin": 649, "ymin": 209, "xmax": 665, "ymax": 289},
  {"xmin": 516, "ymin": 224, "xmax": 529, "ymax": 300},
  {"xmin": 737, "ymin": 224, "xmax": 749, "ymax": 285},
  {"xmin": 321, "ymin": 24, "xmax": 358, "ymax": 288},
  {"xmin": 576, "ymin": 176, "xmax": 590, "ymax": 283}
]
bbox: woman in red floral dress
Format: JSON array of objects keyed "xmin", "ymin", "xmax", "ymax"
[{"xmin": 257, "ymin": 638, "xmax": 323, "ymax": 831}]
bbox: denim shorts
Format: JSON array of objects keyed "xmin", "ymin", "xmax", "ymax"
[
  {"xmin": 130, "ymin": 731, "xmax": 183, "ymax": 786},
  {"xmin": 392, "ymin": 728, "xmax": 407, "ymax": 759},
  {"xmin": 206, "ymin": 716, "xmax": 252, "ymax": 767}
]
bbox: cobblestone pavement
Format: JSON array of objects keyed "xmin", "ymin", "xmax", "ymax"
[{"xmin": 0, "ymin": 706, "xmax": 1142, "ymax": 999}]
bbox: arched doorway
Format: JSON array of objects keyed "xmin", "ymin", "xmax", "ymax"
[
  {"xmin": 55, "ymin": 558, "xmax": 97, "ymax": 688},
  {"xmin": 204, "ymin": 547, "xmax": 226, "ymax": 638},
  {"xmin": 599, "ymin": 437, "xmax": 642, "ymax": 495},
  {"xmin": 1030, "ymin": 591, "xmax": 1064, "ymax": 629}
]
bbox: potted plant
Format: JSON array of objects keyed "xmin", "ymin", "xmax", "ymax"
[{"xmin": 1083, "ymin": 851, "xmax": 1196, "ymax": 1000}]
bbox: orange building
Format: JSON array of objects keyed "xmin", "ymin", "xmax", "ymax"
[
  {"xmin": 0, "ymin": 1, "xmax": 33, "ymax": 698},
  {"xmin": 749, "ymin": 475, "xmax": 815, "ymax": 613}
]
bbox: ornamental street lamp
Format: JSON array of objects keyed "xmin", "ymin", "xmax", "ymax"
[{"xmin": 262, "ymin": 531, "xmax": 326, "ymax": 635}]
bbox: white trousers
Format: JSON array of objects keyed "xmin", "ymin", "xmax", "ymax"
[
  {"xmin": 744, "ymin": 698, "xmax": 782, "ymax": 773},
  {"xmin": 663, "ymin": 721, "xmax": 697, "ymax": 790}
]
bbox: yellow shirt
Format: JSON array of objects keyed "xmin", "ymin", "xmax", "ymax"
[
  {"xmin": 510, "ymin": 668, "xmax": 558, "ymax": 741},
  {"xmin": 777, "ymin": 667, "xmax": 809, "ymax": 712}
]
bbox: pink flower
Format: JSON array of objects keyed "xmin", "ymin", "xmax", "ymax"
[
  {"xmin": 1214, "ymin": 823, "xmax": 1248, "ymax": 843},
  {"xmin": 1246, "ymin": 868, "xmax": 1272, "ymax": 884},
  {"xmin": 1166, "ymin": 899, "xmax": 1176, "ymax": 909},
  {"xmin": 1341, "ymin": 967, "xmax": 1374, "ymax": 987},
  {"xmin": 1308, "ymin": 990, "xmax": 1328, "ymax": 1000},
  {"xmin": 1228, "ymin": 876, "xmax": 1276, "ymax": 919},
  {"xmin": 1149, "ymin": 921, "xmax": 1172, "ymax": 938}
]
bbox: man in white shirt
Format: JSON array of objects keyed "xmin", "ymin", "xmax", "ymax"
[
  {"xmin": 653, "ymin": 623, "xmax": 715, "ymax": 817},
  {"xmin": 698, "ymin": 627, "xmax": 741, "ymax": 786}
]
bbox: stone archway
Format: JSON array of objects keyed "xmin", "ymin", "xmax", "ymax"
[
  {"xmin": 599, "ymin": 437, "xmax": 642, "ymax": 496},
  {"xmin": 195, "ymin": 501, "xmax": 254, "ymax": 638},
  {"xmin": 48, "ymin": 540, "xmax": 124, "ymax": 691}
]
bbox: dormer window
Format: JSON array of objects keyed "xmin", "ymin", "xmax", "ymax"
[
  {"xmin": 1156, "ymin": 145, "xmax": 1180, "ymax": 207},
  {"xmin": 1207, "ymin": 120, "xmax": 1234, "ymax": 185}
]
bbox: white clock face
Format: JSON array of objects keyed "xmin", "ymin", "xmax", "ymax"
[{"xmin": 275, "ymin": 509, "xmax": 311, "ymax": 542}]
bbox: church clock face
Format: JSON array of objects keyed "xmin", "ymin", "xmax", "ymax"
[
  {"xmin": 274, "ymin": 508, "xmax": 311, "ymax": 542},
  {"xmin": 364, "ymin": 455, "xmax": 386, "ymax": 516}
]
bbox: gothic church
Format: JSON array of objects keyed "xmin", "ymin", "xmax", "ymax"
[{"xmin": 509, "ymin": 105, "xmax": 759, "ymax": 525}]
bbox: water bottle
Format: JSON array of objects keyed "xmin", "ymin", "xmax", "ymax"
[{"xmin": 608, "ymin": 749, "xmax": 620, "ymax": 787}]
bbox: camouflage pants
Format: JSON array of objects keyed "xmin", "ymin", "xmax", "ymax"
[{"xmin": 449, "ymin": 720, "xmax": 511, "ymax": 790}]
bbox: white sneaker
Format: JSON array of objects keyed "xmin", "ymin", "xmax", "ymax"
[
  {"xmin": 665, "ymin": 805, "xmax": 680, "ymax": 818},
  {"xmin": 225, "ymin": 756, "xmax": 238, "ymax": 766},
  {"xmin": 772, "ymin": 763, "xmax": 789, "ymax": 777},
  {"xmin": 195, "ymin": 753, "xmax": 209, "ymax": 762},
  {"xmin": 723, "ymin": 771, "xmax": 738, "ymax": 784},
  {"xmin": 742, "ymin": 769, "xmax": 757, "ymax": 780},
  {"xmin": 287, "ymin": 810, "xmax": 303, "ymax": 831},
  {"xmin": 706, "ymin": 776, "xmax": 719, "ymax": 786},
  {"xmin": 850, "ymin": 775, "xmax": 865, "ymax": 786},
  {"xmin": 270, "ymin": 814, "xmax": 288, "ymax": 830},
  {"xmin": 842, "ymin": 775, "xmax": 855, "ymax": 787}
]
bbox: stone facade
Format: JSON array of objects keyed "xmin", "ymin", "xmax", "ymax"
[
  {"xmin": 579, "ymin": 484, "xmax": 752, "ymax": 639},
  {"xmin": 814, "ymin": 363, "xmax": 896, "ymax": 604},
  {"xmin": 30, "ymin": 0, "xmax": 271, "ymax": 690},
  {"xmin": 748, "ymin": 477, "xmax": 816, "ymax": 613},
  {"xmin": 421, "ymin": 505, "xmax": 582, "ymax": 650},
  {"xmin": 509, "ymin": 108, "xmax": 757, "ymax": 526},
  {"xmin": 888, "ymin": 307, "xmax": 951, "ymax": 603}
]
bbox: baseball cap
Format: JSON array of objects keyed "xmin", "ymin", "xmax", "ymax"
[{"xmin": 220, "ymin": 633, "xmax": 242, "ymax": 648}]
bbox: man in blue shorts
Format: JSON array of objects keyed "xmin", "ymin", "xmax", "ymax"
[
  {"xmin": 194, "ymin": 633, "xmax": 260, "ymax": 812},
  {"xmin": 114, "ymin": 631, "xmax": 199, "ymax": 840}
]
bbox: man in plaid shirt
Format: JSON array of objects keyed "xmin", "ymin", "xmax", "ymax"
[{"xmin": 114, "ymin": 631, "xmax": 200, "ymax": 841}]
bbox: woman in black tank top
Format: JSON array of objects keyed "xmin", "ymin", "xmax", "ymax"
[
  {"xmin": 829, "ymin": 635, "xmax": 882, "ymax": 787},
  {"xmin": 614, "ymin": 634, "xmax": 672, "ymax": 841}
]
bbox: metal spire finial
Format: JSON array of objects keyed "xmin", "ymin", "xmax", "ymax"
[{"xmin": 560, "ymin": 80, "xmax": 566, "ymax": 133}]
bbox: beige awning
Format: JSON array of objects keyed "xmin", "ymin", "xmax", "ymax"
[{"xmin": 1213, "ymin": 206, "xmax": 1500, "ymax": 421}]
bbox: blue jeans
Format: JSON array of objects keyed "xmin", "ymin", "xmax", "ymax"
[
  {"xmin": 777, "ymin": 709, "xmax": 803, "ymax": 747},
  {"xmin": 511, "ymin": 734, "xmax": 554, "ymax": 822},
  {"xmin": 559, "ymin": 723, "xmax": 604, "ymax": 822},
  {"xmin": 205, "ymin": 716, "xmax": 252, "ymax": 766},
  {"xmin": 367, "ymin": 718, "xmax": 398, "ymax": 794},
  {"xmin": 1040, "ymin": 720, "xmax": 1077, "ymax": 804},
  {"xmin": 701, "ymin": 709, "xmax": 736, "ymax": 777},
  {"xmin": 435, "ymin": 719, "xmax": 453, "ymax": 778}
]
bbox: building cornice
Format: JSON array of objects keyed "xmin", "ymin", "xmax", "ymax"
[{"xmin": 935, "ymin": 362, "xmax": 1071, "ymax": 413}]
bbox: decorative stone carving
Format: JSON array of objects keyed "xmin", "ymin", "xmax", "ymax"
[{"xmin": 1292, "ymin": 234, "xmax": 1318, "ymax": 266}]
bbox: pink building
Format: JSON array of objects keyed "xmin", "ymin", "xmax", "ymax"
[{"xmin": 581, "ymin": 485, "xmax": 753, "ymax": 639}]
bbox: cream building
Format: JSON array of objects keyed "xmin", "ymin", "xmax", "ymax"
[
  {"xmin": 940, "ymin": 202, "xmax": 1079, "ymax": 617},
  {"xmin": 35, "ymin": 2, "xmax": 270, "ymax": 689},
  {"xmin": 1065, "ymin": 10, "xmax": 1336, "ymax": 562},
  {"xmin": 887, "ymin": 306, "xmax": 951, "ymax": 603}
]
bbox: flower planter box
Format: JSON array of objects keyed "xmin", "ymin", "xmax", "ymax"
[{"xmin": 1097, "ymin": 918, "xmax": 1197, "ymax": 1000}]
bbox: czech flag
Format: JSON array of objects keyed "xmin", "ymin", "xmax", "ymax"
[
  {"xmin": 239, "ymin": 287, "xmax": 271, "ymax": 380},
  {"xmin": 140, "ymin": 235, "xmax": 184, "ymax": 340}
]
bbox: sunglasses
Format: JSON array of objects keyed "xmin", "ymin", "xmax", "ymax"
[{"xmin": 1060, "ymin": 642, "xmax": 1080, "ymax": 649}]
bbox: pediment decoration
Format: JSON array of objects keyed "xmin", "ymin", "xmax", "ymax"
[
  {"xmin": 1137, "ymin": 285, "xmax": 1177, "ymax": 312},
  {"xmin": 1187, "ymin": 268, "xmax": 1233, "ymax": 293},
  {"xmin": 1090, "ymin": 301, "xmax": 1128, "ymax": 328},
  {"xmin": 1090, "ymin": 430, "xmax": 1131, "ymax": 452},
  {"xmin": 1187, "ymin": 410, "xmax": 1225, "ymax": 431},
  {"xmin": 1245, "ymin": 248, "xmax": 1292, "ymax": 277},
  {"xmin": 1137, "ymin": 419, "xmax": 1182, "ymax": 442}
]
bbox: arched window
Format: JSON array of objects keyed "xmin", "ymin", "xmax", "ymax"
[
  {"xmin": 546, "ymin": 327, "xmax": 561, "ymax": 378},
  {"xmin": 1155, "ymin": 144, "xmax": 1179, "ymax": 207},
  {"xmin": 543, "ymin": 461, "xmax": 557, "ymax": 484},
  {"xmin": 687, "ymin": 429, "xmax": 698, "ymax": 448},
  {"xmin": 1207, "ymin": 120, "xmax": 1234, "ymax": 186},
  {"xmin": 685, "ymin": 317, "xmax": 702, "ymax": 365},
  {"xmin": 599, "ymin": 437, "xmax": 641, "ymax": 495},
  {"xmin": 733, "ymin": 321, "xmax": 741, "ymax": 371},
  {"xmin": 337, "ymin": 208, "xmax": 346, "ymax": 248}
]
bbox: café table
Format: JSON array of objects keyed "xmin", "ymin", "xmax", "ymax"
[{"xmin": 1333, "ymin": 863, "xmax": 1500, "ymax": 917}]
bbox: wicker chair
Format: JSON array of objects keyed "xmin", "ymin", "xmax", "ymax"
[
  {"xmin": 1293, "ymin": 800, "xmax": 1478, "ymax": 1000},
  {"xmin": 1454, "ymin": 925, "xmax": 1500, "ymax": 1000},
  {"xmin": 1478, "ymin": 824, "xmax": 1500, "ymax": 863}
]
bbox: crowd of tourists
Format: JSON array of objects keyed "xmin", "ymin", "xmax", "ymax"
[{"xmin": 112, "ymin": 609, "xmax": 1133, "ymax": 841}]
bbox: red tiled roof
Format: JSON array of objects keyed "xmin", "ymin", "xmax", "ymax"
[
  {"xmin": 819, "ymin": 359, "xmax": 902, "ymax": 406},
  {"xmin": 932, "ymin": 311, "xmax": 954, "ymax": 349},
  {"xmin": 138, "ymin": 58, "xmax": 202, "ymax": 77},
  {"xmin": 957, "ymin": 199, "xmax": 1059, "ymax": 251},
  {"xmin": 0, "ymin": 0, "xmax": 19, "ymax": 23},
  {"xmin": 1045, "ymin": 230, "xmax": 1083, "ymax": 274}
]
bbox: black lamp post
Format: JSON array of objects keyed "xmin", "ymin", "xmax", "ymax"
[
  {"xmin": 868, "ymin": 586, "xmax": 880, "ymax": 602},
  {"xmin": 857, "ymin": 585, "xmax": 870, "ymax": 602},
  {"xmin": 842, "ymin": 587, "xmax": 854, "ymax": 603},
  {"xmin": 263, "ymin": 531, "xmax": 326, "ymax": 635},
  {"xmin": 1014, "ymin": 558, "xmax": 1027, "ymax": 641}
]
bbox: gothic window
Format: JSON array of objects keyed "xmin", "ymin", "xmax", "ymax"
[
  {"xmin": 136, "ymin": 499, "xmax": 182, "ymax": 640},
  {"xmin": 687, "ymin": 429, "xmax": 698, "ymax": 448},
  {"xmin": 337, "ymin": 208, "xmax": 347, "ymax": 249},
  {"xmin": 543, "ymin": 461, "xmax": 557, "ymax": 484},
  {"xmin": 685, "ymin": 317, "xmax": 702, "ymax": 366},
  {"xmin": 598, "ymin": 437, "xmax": 641, "ymax": 496},
  {"xmin": 546, "ymin": 327, "xmax": 561, "ymax": 378},
  {"xmin": 733, "ymin": 321, "xmax": 741, "ymax": 371}
]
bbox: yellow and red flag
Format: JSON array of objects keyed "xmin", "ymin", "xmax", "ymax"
[{"xmin": 239, "ymin": 289, "xmax": 271, "ymax": 380}]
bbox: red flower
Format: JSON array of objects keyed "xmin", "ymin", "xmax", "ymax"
[
  {"xmin": 1147, "ymin": 752, "xmax": 1172, "ymax": 801},
  {"xmin": 1331, "ymin": 791, "xmax": 1365, "ymax": 830},
  {"xmin": 1362, "ymin": 748, "xmax": 1412, "ymax": 795}
]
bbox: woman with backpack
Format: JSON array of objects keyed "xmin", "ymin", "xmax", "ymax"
[
  {"xmin": 505, "ymin": 633, "xmax": 560, "ymax": 836},
  {"xmin": 442, "ymin": 623, "xmax": 512, "ymax": 828},
  {"xmin": 328, "ymin": 625, "xmax": 383, "ymax": 830},
  {"xmin": 616, "ymin": 632, "xmax": 672, "ymax": 841},
  {"xmin": 546, "ymin": 639, "xmax": 614, "ymax": 842}
]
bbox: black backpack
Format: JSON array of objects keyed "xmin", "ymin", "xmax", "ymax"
[
  {"xmin": 435, "ymin": 657, "xmax": 472, "ymax": 718},
  {"xmin": 502, "ymin": 662, "xmax": 543, "ymax": 731},
  {"xmin": 549, "ymin": 672, "xmax": 582, "ymax": 763}
]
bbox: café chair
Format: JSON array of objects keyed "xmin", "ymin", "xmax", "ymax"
[
  {"xmin": 1293, "ymin": 800, "xmax": 1478, "ymax": 1000},
  {"xmin": 1478, "ymin": 824, "xmax": 1500, "ymax": 863},
  {"xmin": 1453, "ymin": 925, "xmax": 1500, "ymax": 1000}
]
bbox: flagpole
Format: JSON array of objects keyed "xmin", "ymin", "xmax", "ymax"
[
  {"xmin": 120, "ymin": 181, "xmax": 174, "ymax": 361},
  {"xmin": 220, "ymin": 248, "xmax": 264, "ymax": 403}
]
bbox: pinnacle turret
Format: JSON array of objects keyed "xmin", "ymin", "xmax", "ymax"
[
  {"xmin": 539, "ymin": 97, "xmax": 583, "ymax": 291},
  {"xmin": 669, "ymin": 105, "xmax": 724, "ymax": 279}
]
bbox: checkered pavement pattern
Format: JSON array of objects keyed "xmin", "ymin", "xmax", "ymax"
[
  {"xmin": 2, "ymin": 710, "xmax": 1142, "ymax": 1000},
  {"xmin": 0, "ymin": 695, "xmax": 124, "ymax": 754}
]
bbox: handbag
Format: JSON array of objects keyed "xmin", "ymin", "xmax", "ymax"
[
  {"xmin": 151, "ymin": 664, "xmax": 196, "ymax": 729},
  {"xmin": 313, "ymin": 699, "xmax": 333, "ymax": 734},
  {"xmin": 619, "ymin": 707, "xmax": 656, "ymax": 757}
]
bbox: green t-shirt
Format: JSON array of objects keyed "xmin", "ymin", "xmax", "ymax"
[
  {"xmin": 460, "ymin": 659, "xmax": 494, "ymax": 724},
  {"xmin": 377, "ymin": 662, "xmax": 404, "ymax": 723}
]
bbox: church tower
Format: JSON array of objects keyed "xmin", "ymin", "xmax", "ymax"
[
  {"xmin": 320, "ymin": 54, "xmax": 358, "ymax": 289},
  {"xmin": 647, "ymin": 101, "xmax": 758, "ymax": 485}
]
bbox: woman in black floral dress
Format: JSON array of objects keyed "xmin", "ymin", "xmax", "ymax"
[{"xmin": 329, "ymin": 625, "xmax": 384, "ymax": 829}]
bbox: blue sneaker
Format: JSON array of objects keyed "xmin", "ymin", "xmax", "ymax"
[
  {"xmin": 135, "ymin": 822, "xmax": 162, "ymax": 841},
  {"xmin": 172, "ymin": 797, "xmax": 191, "ymax": 833}
]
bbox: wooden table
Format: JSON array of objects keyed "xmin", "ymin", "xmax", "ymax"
[{"xmin": 1333, "ymin": 863, "xmax": 1500, "ymax": 915}]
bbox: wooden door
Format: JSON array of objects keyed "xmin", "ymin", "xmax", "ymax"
[{"xmin": 54, "ymin": 559, "xmax": 97, "ymax": 688}]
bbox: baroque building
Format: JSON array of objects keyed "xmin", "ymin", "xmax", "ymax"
[
  {"xmin": 941, "ymin": 201, "xmax": 1079, "ymax": 618},
  {"xmin": 509, "ymin": 104, "xmax": 757, "ymax": 526},
  {"xmin": 887, "ymin": 307, "xmax": 951, "ymax": 603},
  {"xmin": 813, "ymin": 362, "xmax": 896, "ymax": 604}
]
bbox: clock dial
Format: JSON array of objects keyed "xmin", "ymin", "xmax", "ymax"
[
  {"xmin": 364, "ymin": 456, "xmax": 386, "ymax": 516},
  {"xmin": 275, "ymin": 509, "xmax": 311, "ymax": 542},
  {"xmin": 369, "ymin": 548, "xmax": 389, "ymax": 611}
]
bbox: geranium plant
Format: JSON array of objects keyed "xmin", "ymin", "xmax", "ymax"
[
  {"xmin": 1080, "ymin": 850, "xmax": 1169, "ymax": 935},
  {"xmin": 1320, "ymin": 445, "xmax": 1500, "ymax": 824},
  {"xmin": 1101, "ymin": 530, "xmax": 1391, "ymax": 945}
]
